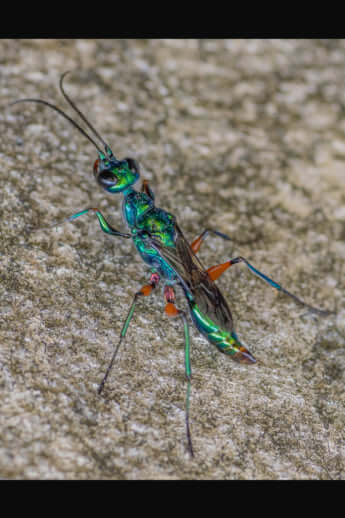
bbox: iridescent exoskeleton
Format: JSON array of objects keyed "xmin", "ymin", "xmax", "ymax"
[{"xmin": 10, "ymin": 72, "xmax": 332, "ymax": 457}]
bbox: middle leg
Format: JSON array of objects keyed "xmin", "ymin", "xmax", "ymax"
[
  {"xmin": 190, "ymin": 227, "xmax": 262, "ymax": 255},
  {"xmin": 98, "ymin": 271, "xmax": 160, "ymax": 394},
  {"xmin": 190, "ymin": 228, "xmax": 231, "ymax": 254}
]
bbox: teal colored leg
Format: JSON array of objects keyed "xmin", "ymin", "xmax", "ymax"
[
  {"xmin": 98, "ymin": 277, "xmax": 159, "ymax": 395},
  {"xmin": 65, "ymin": 208, "xmax": 131, "ymax": 238},
  {"xmin": 97, "ymin": 292, "xmax": 140, "ymax": 395},
  {"xmin": 164, "ymin": 285, "xmax": 194, "ymax": 457},
  {"xmin": 180, "ymin": 310, "xmax": 194, "ymax": 458},
  {"xmin": 191, "ymin": 228, "xmax": 260, "ymax": 254},
  {"xmin": 199, "ymin": 228, "xmax": 232, "ymax": 242},
  {"xmin": 229, "ymin": 256, "xmax": 332, "ymax": 316},
  {"xmin": 27, "ymin": 208, "xmax": 130, "ymax": 238}
]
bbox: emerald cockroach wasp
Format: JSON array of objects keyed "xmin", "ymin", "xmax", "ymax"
[{"xmin": 9, "ymin": 72, "xmax": 332, "ymax": 457}]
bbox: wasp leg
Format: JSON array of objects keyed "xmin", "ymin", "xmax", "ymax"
[
  {"xmin": 190, "ymin": 227, "xmax": 263, "ymax": 254},
  {"xmin": 164, "ymin": 285, "xmax": 194, "ymax": 457},
  {"xmin": 207, "ymin": 256, "xmax": 332, "ymax": 316},
  {"xmin": 190, "ymin": 228, "xmax": 231, "ymax": 254},
  {"xmin": 141, "ymin": 179, "xmax": 155, "ymax": 201},
  {"xmin": 98, "ymin": 272, "xmax": 160, "ymax": 394},
  {"xmin": 33, "ymin": 207, "xmax": 131, "ymax": 238},
  {"xmin": 206, "ymin": 260, "xmax": 234, "ymax": 281},
  {"xmin": 64, "ymin": 208, "xmax": 131, "ymax": 238}
]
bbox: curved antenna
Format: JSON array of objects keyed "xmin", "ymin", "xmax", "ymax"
[
  {"xmin": 9, "ymin": 98, "xmax": 104, "ymax": 155},
  {"xmin": 59, "ymin": 71, "xmax": 114, "ymax": 157}
]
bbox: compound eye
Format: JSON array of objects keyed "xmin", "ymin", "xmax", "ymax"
[
  {"xmin": 97, "ymin": 170, "xmax": 118, "ymax": 188},
  {"xmin": 124, "ymin": 157, "xmax": 140, "ymax": 175}
]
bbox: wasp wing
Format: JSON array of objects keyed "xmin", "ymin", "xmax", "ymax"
[{"xmin": 149, "ymin": 223, "xmax": 233, "ymax": 332}]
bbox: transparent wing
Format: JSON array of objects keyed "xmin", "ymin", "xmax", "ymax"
[{"xmin": 149, "ymin": 223, "xmax": 233, "ymax": 332}]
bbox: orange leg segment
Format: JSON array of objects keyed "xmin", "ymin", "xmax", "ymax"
[
  {"xmin": 206, "ymin": 260, "xmax": 234, "ymax": 281},
  {"xmin": 190, "ymin": 228, "xmax": 231, "ymax": 255},
  {"xmin": 139, "ymin": 272, "xmax": 160, "ymax": 296},
  {"xmin": 164, "ymin": 285, "xmax": 179, "ymax": 317},
  {"xmin": 140, "ymin": 284, "xmax": 154, "ymax": 296},
  {"xmin": 190, "ymin": 235, "xmax": 203, "ymax": 254}
]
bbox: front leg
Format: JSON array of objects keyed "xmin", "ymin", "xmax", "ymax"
[
  {"xmin": 34, "ymin": 207, "xmax": 131, "ymax": 239},
  {"xmin": 66, "ymin": 208, "xmax": 131, "ymax": 238}
]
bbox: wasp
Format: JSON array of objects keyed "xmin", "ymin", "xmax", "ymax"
[{"xmin": 10, "ymin": 72, "xmax": 332, "ymax": 457}]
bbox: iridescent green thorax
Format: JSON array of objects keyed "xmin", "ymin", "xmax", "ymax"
[
  {"xmin": 124, "ymin": 191, "xmax": 175, "ymax": 243},
  {"xmin": 122, "ymin": 188, "xmax": 178, "ymax": 281},
  {"xmin": 123, "ymin": 190, "xmax": 154, "ymax": 226}
]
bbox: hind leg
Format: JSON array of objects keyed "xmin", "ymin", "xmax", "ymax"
[
  {"xmin": 206, "ymin": 256, "xmax": 332, "ymax": 316},
  {"xmin": 164, "ymin": 285, "xmax": 194, "ymax": 457}
]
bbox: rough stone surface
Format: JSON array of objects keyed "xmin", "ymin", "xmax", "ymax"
[{"xmin": 0, "ymin": 39, "xmax": 344, "ymax": 479}]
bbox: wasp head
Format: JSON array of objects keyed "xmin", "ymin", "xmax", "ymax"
[{"xmin": 93, "ymin": 151, "xmax": 140, "ymax": 193}]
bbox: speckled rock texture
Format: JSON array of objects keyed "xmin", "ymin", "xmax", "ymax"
[{"xmin": 0, "ymin": 39, "xmax": 344, "ymax": 479}]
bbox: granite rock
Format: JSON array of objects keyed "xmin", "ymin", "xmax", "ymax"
[{"xmin": 0, "ymin": 39, "xmax": 344, "ymax": 479}]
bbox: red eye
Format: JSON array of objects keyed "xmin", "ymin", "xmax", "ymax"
[{"xmin": 93, "ymin": 158, "xmax": 100, "ymax": 175}]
